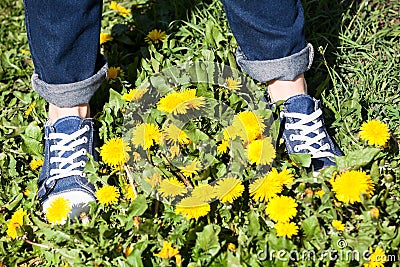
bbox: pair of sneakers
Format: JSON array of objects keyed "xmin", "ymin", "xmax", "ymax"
[{"xmin": 37, "ymin": 94, "xmax": 343, "ymax": 218}]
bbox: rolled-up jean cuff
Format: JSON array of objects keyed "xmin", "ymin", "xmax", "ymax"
[
  {"xmin": 236, "ymin": 43, "xmax": 314, "ymax": 82},
  {"xmin": 32, "ymin": 63, "xmax": 108, "ymax": 107}
]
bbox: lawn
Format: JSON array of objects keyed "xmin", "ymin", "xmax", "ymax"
[{"xmin": 0, "ymin": 0, "xmax": 399, "ymax": 266}]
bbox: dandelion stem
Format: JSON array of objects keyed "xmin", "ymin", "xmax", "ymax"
[
  {"xmin": 124, "ymin": 165, "xmax": 138, "ymax": 198},
  {"xmin": 24, "ymin": 237, "xmax": 50, "ymax": 249},
  {"xmin": 161, "ymin": 153, "xmax": 193, "ymax": 188}
]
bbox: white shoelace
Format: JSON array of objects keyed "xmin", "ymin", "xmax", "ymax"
[
  {"xmin": 45, "ymin": 125, "xmax": 89, "ymax": 185},
  {"xmin": 283, "ymin": 109, "xmax": 334, "ymax": 159}
]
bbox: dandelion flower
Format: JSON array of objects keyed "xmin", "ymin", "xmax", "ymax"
[
  {"xmin": 126, "ymin": 185, "xmax": 136, "ymax": 201},
  {"xmin": 249, "ymin": 173, "xmax": 282, "ymax": 202},
  {"xmin": 145, "ymin": 173, "xmax": 162, "ymax": 188},
  {"xmin": 175, "ymin": 254, "xmax": 182, "ymax": 266},
  {"xmin": 154, "ymin": 241, "xmax": 179, "ymax": 259},
  {"xmin": 332, "ymin": 220, "xmax": 345, "ymax": 231},
  {"xmin": 275, "ymin": 221, "xmax": 298, "ymax": 238},
  {"xmin": 131, "ymin": 123, "xmax": 162, "ymax": 149},
  {"xmin": 369, "ymin": 207, "xmax": 379, "ymax": 219},
  {"xmin": 21, "ymin": 49, "xmax": 30, "ymax": 55},
  {"xmin": 364, "ymin": 247, "xmax": 387, "ymax": 267},
  {"xmin": 109, "ymin": 1, "xmax": 131, "ymax": 17},
  {"xmin": 158, "ymin": 178, "xmax": 187, "ymax": 197},
  {"xmin": 314, "ymin": 189, "xmax": 325, "ymax": 198},
  {"xmin": 232, "ymin": 111, "xmax": 265, "ymax": 143},
  {"xmin": 224, "ymin": 77, "xmax": 241, "ymax": 91},
  {"xmin": 157, "ymin": 89, "xmax": 205, "ymax": 115},
  {"xmin": 169, "ymin": 145, "xmax": 180, "ymax": 158},
  {"xmin": 6, "ymin": 208, "xmax": 26, "ymax": 239},
  {"xmin": 179, "ymin": 159, "xmax": 202, "ymax": 177},
  {"xmin": 100, "ymin": 137, "xmax": 131, "ymax": 168},
  {"xmin": 96, "ymin": 185, "xmax": 120, "ymax": 205},
  {"xmin": 25, "ymin": 102, "xmax": 36, "ymax": 116},
  {"xmin": 30, "ymin": 158, "xmax": 44, "ymax": 171},
  {"xmin": 215, "ymin": 177, "xmax": 244, "ymax": 203},
  {"xmin": 122, "ymin": 88, "xmax": 148, "ymax": 101},
  {"xmin": 331, "ymin": 170, "xmax": 374, "ymax": 204},
  {"xmin": 107, "ymin": 67, "xmax": 121, "ymax": 79},
  {"xmin": 100, "ymin": 33, "xmax": 113, "ymax": 45},
  {"xmin": 145, "ymin": 29, "xmax": 167, "ymax": 44},
  {"xmin": 359, "ymin": 120, "xmax": 390, "ymax": 147},
  {"xmin": 175, "ymin": 197, "xmax": 210, "ymax": 219},
  {"xmin": 266, "ymin": 196, "xmax": 298, "ymax": 223},
  {"xmin": 274, "ymin": 168, "xmax": 294, "ymax": 186},
  {"xmin": 227, "ymin": 243, "xmax": 236, "ymax": 252},
  {"xmin": 163, "ymin": 124, "xmax": 191, "ymax": 145},
  {"xmin": 217, "ymin": 139, "xmax": 229, "ymax": 154},
  {"xmin": 191, "ymin": 184, "xmax": 217, "ymax": 202},
  {"xmin": 45, "ymin": 197, "xmax": 72, "ymax": 224},
  {"xmin": 246, "ymin": 138, "xmax": 276, "ymax": 165}
]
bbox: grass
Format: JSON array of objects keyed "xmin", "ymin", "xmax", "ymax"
[{"xmin": 0, "ymin": 0, "xmax": 399, "ymax": 266}]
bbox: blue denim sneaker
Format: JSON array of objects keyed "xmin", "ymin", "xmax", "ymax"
[
  {"xmin": 281, "ymin": 94, "xmax": 344, "ymax": 174},
  {"xmin": 38, "ymin": 116, "xmax": 96, "ymax": 219}
]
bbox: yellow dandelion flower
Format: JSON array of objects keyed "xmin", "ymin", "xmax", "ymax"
[
  {"xmin": 163, "ymin": 124, "xmax": 191, "ymax": 145},
  {"xmin": 225, "ymin": 77, "xmax": 241, "ymax": 91},
  {"xmin": 6, "ymin": 208, "xmax": 26, "ymax": 239},
  {"xmin": 274, "ymin": 168, "xmax": 294, "ymax": 186},
  {"xmin": 215, "ymin": 177, "xmax": 244, "ymax": 203},
  {"xmin": 29, "ymin": 158, "xmax": 44, "ymax": 171},
  {"xmin": 175, "ymin": 197, "xmax": 210, "ymax": 220},
  {"xmin": 266, "ymin": 196, "xmax": 298, "ymax": 223},
  {"xmin": 21, "ymin": 49, "xmax": 30, "ymax": 55},
  {"xmin": 126, "ymin": 185, "xmax": 136, "ymax": 201},
  {"xmin": 45, "ymin": 197, "xmax": 72, "ymax": 224},
  {"xmin": 191, "ymin": 184, "xmax": 217, "ymax": 202},
  {"xmin": 359, "ymin": 120, "xmax": 390, "ymax": 147},
  {"xmin": 153, "ymin": 241, "xmax": 179, "ymax": 259},
  {"xmin": 100, "ymin": 137, "xmax": 131, "ymax": 168},
  {"xmin": 157, "ymin": 89, "xmax": 205, "ymax": 115},
  {"xmin": 100, "ymin": 33, "xmax": 113, "ymax": 45},
  {"xmin": 132, "ymin": 152, "xmax": 141, "ymax": 162},
  {"xmin": 122, "ymin": 88, "xmax": 148, "ymax": 101},
  {"xmin": 95, "ymin": 185, "xmax": 120, "ymax": 205},
  {"xmin": 331, "ymin": 170, "xmax": 374, "ymax": 204},
  {"xmin": 145, "ymin": 173, "xmax": 162, "ymax": 188},
  {"xmin": 109, "ymin": 1, "xmax": 131, "ymax": 17},
  {"xmin": 107, "ymin": 67, "xmax": 121, "ymax": 79},
  {"xmin": 246, "ymin": 138, "xmax": 276, "ymax": 165},
  {"xmin": 176, "ymin": 254, "xmax": 182, "ymax": 266},
  {"xmin": 158, "ymin": 177, "xmax": 187, "ymax": 197},
  {"xmin": 131, "ymin": 123, "xmax": 162, "ymax": 149},
  {"xmin": 227, "ymin": 243, "xmax": 236, "ymax": 252},
  {"xmin": 314, "ymin": 189, "xmax": 325, "ymax": 198},
  {"xmin": 275, "ymin": 221, "xmax": 299, "ymax": 238},
  {"xmin": 332, "ymin": 220, "xmax": 345, "ymax": 231},
  {"xmin": 232, "ymin": 111, "xmax": 265, "ymax": 143},
  {"xmin": 25, "ymin": 102, "xmax": 36, "ymax": 116},
  {"xmin": 145, "ymin": 29, "xmax": 167, "ymax": 44},
  {"xmin": 364, "ymin": 247, "xmax": 387, "ymax": 267},
  {"xmin": 169, "ymin": 145, "xmax": 180, "ymax": 158},
  {"xmin": 249, "ymin": 174, "xmax": 283, "ymax": 202},
  {"xmin": 369, "ymin": 207, "xmax": 379, "ymax": 219},
  {"xmin": 179, "ymin": 159, "xmax": 202, "ymax": 177},
  {"xmin": 217, "ymin": 139, "xmax": 229, "ymax": 154}
]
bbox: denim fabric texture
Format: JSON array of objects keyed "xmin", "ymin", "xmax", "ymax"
[
  {"xmin": 23, "ymin": 0, "xmax": 106, "ymax": 107},
  {"xmin": 282, "ymin": 95, "xmax": 344, "ymax": 171},
  {"xmin": 38, "ymin": 116, "xmax": 96, "ymax": 207},
  {"xmin": 222, "ymin": 0, "xmax": 312, "ymax": 82}
]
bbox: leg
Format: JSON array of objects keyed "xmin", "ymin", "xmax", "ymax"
[
  {"xmin": 222, "ymin": 0, "xmax": 343, "ymax": 173},
  {"xmin": 24, "ymin": 0, "xmax": 106, "ymax": 219}
]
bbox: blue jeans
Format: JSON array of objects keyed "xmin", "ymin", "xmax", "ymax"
[{"xmin": 24, "ymin": 0, "xmax": 312, "ymax": 107}]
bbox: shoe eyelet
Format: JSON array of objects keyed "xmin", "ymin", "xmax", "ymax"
[
  {"xmin": 84, "ymin": 125, "xmax": 90, "ymax": 131},
  {"xmin": 294, "ymin": 146, "xmax": 300, "ymax": 152},
  {"xmin": 80, "ymin": 173, "xmax": 87, "ymax": 178},
  {"xmin": 289, "ymin": 134, "xmax": 295, "ymax": 141},
  {"xmin": 82, "ymin": 137, "xmax": 88, "ymax": 143},
  {"xmin": 80, "ymin": 161, "xmax": 86, "ymax": 167},
  {"xmin": 81, "ymin": 149, "xmax": 87, "ymax": 155}
]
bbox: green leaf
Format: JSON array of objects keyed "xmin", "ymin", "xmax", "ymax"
[
  {"xmin": 127, "ymin": 196, "xmax": 148, "ymax": 217},
  {"xmin": 21, "ymin": 135, "xmax": 43, "ymax": 157},
  {"xmin": 301, "ymin": 216, "xmax": 320, "ymax": 240},
  {"xmin": 247, "ymin": 210, "xmax": 260, "ymax": 237},
  {"xmin": 289, "ymin": 153, "xmax": 311, "ymax": 168},
  {"xmin": 196, "ymin": 224, "xmax": 221, "ymax": 256},
  {"xmin": 335, "ymin": 147, "xmax": 380, "ymax": 170}
]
